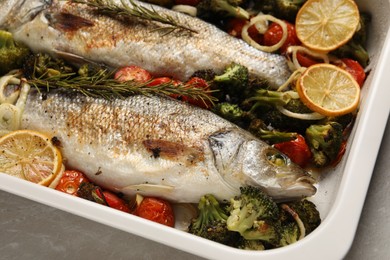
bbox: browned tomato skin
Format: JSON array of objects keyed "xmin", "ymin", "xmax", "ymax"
[
  {"xmin": 114, "ymin": 65, "xmax": 153, "ymax": 83},
  {"xmin": 55, "ymin": 170, "xmax": 90, "ymax": 196},
  {"xmin": 274, "ymin": 135, "xmax": 312, "ymax": 168},
  {"xmin": 134, "ymin": 197, "xmax": 175, "ymax": 227}
]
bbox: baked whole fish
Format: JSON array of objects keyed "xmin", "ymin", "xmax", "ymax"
[
  {"xmin": 0, "ymin": 0, "xmax": 291, "ymax": 86},
  {"xmin": 20, "ymin": 90, "xmax": 316, "ymax": 202}
]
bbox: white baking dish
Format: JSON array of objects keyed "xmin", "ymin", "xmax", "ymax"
[{"xmin": 1, "ymin": 0, "xmax": 390, "ymax": 259}]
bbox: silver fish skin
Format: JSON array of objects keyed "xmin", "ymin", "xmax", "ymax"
[
  {"xmin": 20, "ymin": 90, "xmax": 316, "ymax": 202},
  {"xmin": 0, "ymin": 0, "xmax": 291, "ymax": 86}
]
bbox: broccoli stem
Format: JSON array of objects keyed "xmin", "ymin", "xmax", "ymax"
[
  {"xmin": 248, "ymin": 118, "xmax": 297, "ymax": 144},
  {"xmin": 214, "ymin": 0, "xmax": 250, "ymax": 20},
  {"xmin": 0, "ymin": 31, "xmax": 16, "ymax": 49},
  {"xmin": 247, "ymin": 89, "xmax": 294, "ymax": 108},
  {"xmin": 256, "ymin": 128, "xmax": 297, "ymax": 144}
]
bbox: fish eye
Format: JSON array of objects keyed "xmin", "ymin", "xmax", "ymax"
[{"xmin": 266, "ymin": 149, "xmax": 289, "ymax": 166}]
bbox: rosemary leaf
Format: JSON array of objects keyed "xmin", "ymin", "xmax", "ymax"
[
  {"xmin": 27, "ymin": 69, "xmax": 217, "ymax": 106},
  {"xmin": 71, "ymin": 0, "xmax": 198, "ymax": 34}
]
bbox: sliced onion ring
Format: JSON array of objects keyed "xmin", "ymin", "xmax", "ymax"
[
  {"xmin": 277, "ymin": 105, "xmax": 325, "ymax": 120},
  {"xmin": 242, "ymin": 14, "xmax": 288, "ymax": 53},
  {"xmin": 287, "ymin": 46, "xmax": 330, "ymax": 70}
]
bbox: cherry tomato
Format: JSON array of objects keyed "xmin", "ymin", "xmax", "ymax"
[
  {"xmin": 226, "ymin": 18, "xmax": 245, "ymax": 38},
  {"xmin": 183, "ymin": 77, "xmax": 212, "ymax": 109},
  {"xmin": 55, "ymin": 170, "xmax": 90, "ymax": 196},
  {"xmin": 226, "ymin": 18, "xmax": 263, "ymax": 44},
  {"xmin": 147, "ymin": 77, "xmax": 172, "ymax": 87},
  {"xmin": 295, "ymin": 51, "xmax": 321, "ymax": 67},
  {"xmin": 100, "ymin": 190, "xmax": 131, "ymax": 213},
  {"xmin": 114, "ymin": 65, "xmax": 152, "ymax": 83},
  {"xmin": 273, "ymin": 134, "xmax": 312, "ymax": 167},
  {"xmin": 174, "ymin": 0, "xmax": 200, "ymax": 6},
  {"xmin": 340, "ymin": 58, "xmax": 366, "ymax": 87},
  {"xmin": 263, "ymin": 21, "xmax": 300, "ymax": 53},
  {"xmin": 135, "ymin": 197, "xmax": 175, "ymax": 227},
  {"xmin": 332, "ymin": 141, "xmax": 347, "ymax": 166}
]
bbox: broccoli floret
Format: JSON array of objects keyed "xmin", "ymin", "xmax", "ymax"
[
  {"xmin": 240, "ymin": 220, "xmax": 281, "ymax": 246},
  {"xmin": 248, "ymin": 91, "xmax": 320, "ymax": 133},
  {"xmin": 77, "ymin": 182, "xmax": 102, "ymax": 202},
  {"xmin": 282, "ymin": 199, "xmax": 321, "ymax": 235},
  {"xmin": 212, "ymin": 102, "xmax": 252, "ymax": 128},
  {"xmin": 22, "ymin": 53, "xmax": 75, "ymax": 79},
  {"xmin": 323, "ymin": 113, "xmax": 354, "ymax": 129},
  {"xmin": 189, "ymin": 194, "xmax": 239, "ymax": 246},
  {"xmin": 226, "ymin": 186, "xmax": 280, "ymax": 245},
  {"xmin": 191, "ymin": 69, "xmax": 217, "ymax": 82},
  {"xmin": 331, "ymin": 13, "xmax": 371, "ymax": 67},
  {"xmin": 212, "ymin": 62, "xmax": 250, "ymax": 103},
  {"xmin": 279, "ymin": 222, "xmax": 300, "ymax": 246},
  {"xmin": 212, "ymin": 103, "xmax": 298, "ymax": 143},
  {"xmin": 275, "ymin": 0, "xmax": 307, "ymax": 22},
  {"xmin": 78, "ymin": 63, "xmax": 109, "ymax": 77},
  {"xmin": 253, "ymin": 0, "xmax": 307, "ymax": 22},
  {"xmin": 248, "ymin": 118, "xmax": 297, "ymax": 144},
  {"xmin": 212, "ymin": 102, "xmax": 243, "ymax": 121},
  {"xmin": 237, "ymin": 238, "xmax": 265, "ymax": 250},
  {"xmin": 197, "ymin": 0, "xmax": 250, "ymax": 21},
  {"xmin": 214, "ymin": 62, "xmax": 249, "ymax": 89},
  {"xmin": 305, "ymin": 122, "xmax": 344, "ymax": 167},
  {"xmin": 0, "ymin": 30, "xmax": 31, "ymax": 75},
  {"xmin": 277, "ymin": 199, "xmax": 321, "ymax": 247}
]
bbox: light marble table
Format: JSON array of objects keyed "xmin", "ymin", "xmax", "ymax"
[{"xmin": 1, "ymin": 117, "xmax": 389, "ymax": 260}]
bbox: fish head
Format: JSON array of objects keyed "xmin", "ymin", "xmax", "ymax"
[
  {"xmin": 240, "ymin": 140, "xmax": 317, "ymax": 201},
  {"xmin": 0, "ymin": 0, "xmax": 51, "ymax": 30},
  {"xmin": 209, "ymin": 129, "xmax": 317, "ymax": 201}
]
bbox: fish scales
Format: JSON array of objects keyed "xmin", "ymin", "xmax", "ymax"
[
  {"xmin": 0, "ymin": 0, "xmax": 291, "ymax": 86},
  {"xmin": 0, "ymin": 0, "xmax": 315, "ymax": 202},
  {"xmin": 20, "ymin": 91, "xmax": 316, "ymax": 202}
]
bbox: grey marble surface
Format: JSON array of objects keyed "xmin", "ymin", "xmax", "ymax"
[{"xmin": 0, "ymin": 117, "xmax": 389, "ymax": 260}]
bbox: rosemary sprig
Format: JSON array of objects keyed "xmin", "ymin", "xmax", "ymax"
[
  {"xmin": 71, "ymin": 0, "xmax": 198, "ymax": 35},
  {"xmin": 28, "ymin": 69, "xmax": 217, "ymax": 106}
]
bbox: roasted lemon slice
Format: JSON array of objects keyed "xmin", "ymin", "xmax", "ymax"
[
  {"xmin": 295, "ymin": 0, "xmax": 360, "ymax": 52},
  {"xmin": 0, "ymin": 130, "xmax": 62, "ymax": 186},
  {"xmin": 296, "ymin": 63, "xmax": 360, "ymax": 116}
]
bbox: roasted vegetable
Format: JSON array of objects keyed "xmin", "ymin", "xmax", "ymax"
[
  {"xmin": 237, "ymin": 238, "xmax": 265, "ymax": 250},
  {"xmin": 0, "ymin": 30, "xmax": 31, "ymax": 75},
  {"xmin": 305, "ymin": 122, "xmax": 344, "ymax": 167},
  {"xmin": 55, "ymin": 170, "xmax": 90, "ymax": 196},
  {"xmin": 253, "ymin": 0, "xmax": 307, "ymax": 22},
  {"xmin": 22, "ymin": 52, "xmax": 74, "ymax": 79},
  {"xmin": 248, "ymin": 90, "xmax": 320, "ymax": 133},
  {"xmin": 196, "ymin": 0, "xmax": 249, "ymax": 21},
  {"xmin": 134, "ymin": 197, "xmax": 175, "ymax": 227},
  {"xmin": 281, "ymin": 199, "xmax": 321, "ymax": 235},
  {"xmin": 212, "ymin": 102, "xmax": 249, "ymax": 127},
  {"xmin": 248, "ymin": 118, "xmax": 297, "ymax": 144},
  {"xmin": 189, "ymin": 194, "xmax": 239, "ymax": 246},
  {"xmin": 214, "ymin": 62, "xmax": 249, "ymax": 89},
  {"xmin": 226, "ymin": 186, "xmax": 280, "ymax": 246},
  {"xmin": 273, "ymin": 134, "xmax": 312, "ymax": 167},
  {"xmin": 331, "ymin": 13, "xmax": 371, "ymax": 67},
  {"xmin": 279, "ymin": 222, "xmax": 300, "ymax": 246}
]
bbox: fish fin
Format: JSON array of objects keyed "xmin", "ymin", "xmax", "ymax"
[
  {"xmin": 48, "ymin": 12, "xmax": 94, "ymax": 31},
  {"xmin": 143, "ymin": 139, "xmax": 204, "ymax": 166},
  {"xmin": 53, "ymin": 50, "xmax": 106, "ymax": 68},
  {"xmin": 208, "ymin": 129, "xmax": 245, "ymax": 172},
  {"xmin": 122, "ymin": 184, "xmax": 175, "ymax": 195}
]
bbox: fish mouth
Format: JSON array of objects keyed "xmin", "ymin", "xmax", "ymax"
[
  {"xmin": 288, "ymin": 175, "xmax": 317, "ymax": 194},
  {"xmin": 262, "ymin": 147, "xmax": 318, "ymax": 200},
  {"xmin": 268, "ymin": 175, "xmax": 317, "ymax": 201}
]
